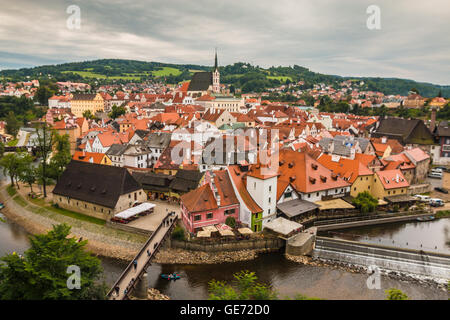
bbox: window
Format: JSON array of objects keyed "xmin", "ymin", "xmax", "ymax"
[
  {"xmin": 194, "ymin": 215, "xmax": 201, "ymax": 221},
  {"xmin": 285, "ymin": 191, "xmax": 292, "ymax": 198},
  {"xmin": 269, "ymin": 186, "xmax": 272, "ymax": 192},
  {"xmin": 254, "ymin": 182, "xmax": 256, "ymax": 189},
  {"xmin": 206, "ymin": 212, "xmax": 213, "ymax": 219},
  {"xmin": 268, "ymin": 197, "xmax": 271, "ymax": 204},
  {"xmin": 225, "ymin": 209, "xmax": 235, "ymax": 215},
  {"xmin": 354, "ymin": 187, "xmax": 357, "ymax": 191}
]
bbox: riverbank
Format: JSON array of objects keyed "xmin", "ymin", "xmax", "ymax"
[
  {"xmin": 0, "ymin": 183, "xmax": 146, "ymax": 261},
  {"xmin": 0, "ymin": 183, "xmax": 267, "ymax": 265}
]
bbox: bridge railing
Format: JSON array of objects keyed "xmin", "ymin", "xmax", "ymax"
[{"xmin": 107, "ymin": 211, "xmax": 178, "ymax": 298}]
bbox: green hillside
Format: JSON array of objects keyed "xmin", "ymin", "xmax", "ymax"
[{"xmin": 1, "ymin": 59, "xmax": 449, "ymax": 97}]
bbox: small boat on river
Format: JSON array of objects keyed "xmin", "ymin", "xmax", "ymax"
[
  {"xmin": 161, "ymin": 273, "xmax": 181, "ymax": 280},
  {"xmin": 416, "ymin": 216, "xmax": 435, "ymax": 222}
]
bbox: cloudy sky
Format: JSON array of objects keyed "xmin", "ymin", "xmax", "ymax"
[{"xmin": 1, "ymin": 0, "xmax": 450, "ymax": 84}]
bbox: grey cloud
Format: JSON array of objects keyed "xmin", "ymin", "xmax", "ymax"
[{"xmin": 0, "ymin": 0, "xmax": 449, "ymax": 84}]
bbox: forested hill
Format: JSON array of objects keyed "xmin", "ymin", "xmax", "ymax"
[{"xmin": 1, "ymin": 59, "xmax": 449, "ymax": 97}]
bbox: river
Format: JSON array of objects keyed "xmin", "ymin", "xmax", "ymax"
[
  {"xmin": 321, "ymin": 219, "xmax": 450, "ymax": 253},
  {"xmin": 0, "ymin": 212, "xmax": 448, "ymax": 300}
]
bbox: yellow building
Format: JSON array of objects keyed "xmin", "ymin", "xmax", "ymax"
[
  {"xmin": 70, "ymin": 93, "xmax": 104, "ymax": 117},
  {"xmin": 317, "ymin": 154, "xmax": 375, "ymax": 198},
  {"xmin": 372, "ymin": 169, "xmax": 409, "ymax": 200}
]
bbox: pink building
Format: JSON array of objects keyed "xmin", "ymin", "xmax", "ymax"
[{"xmin": 180, "ymin": 170, "xmax": 240, "ymax": 234}]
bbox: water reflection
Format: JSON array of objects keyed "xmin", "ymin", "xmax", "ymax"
[{"xmin": 322, "ymin": 219, "xmax": 450, "ymax": 253}]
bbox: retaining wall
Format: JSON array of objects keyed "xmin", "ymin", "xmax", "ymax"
[
  {"xmin": 106, "ymin": 221, "xmax": 153, "ymax": 237},
  {"xmin": 171, "ymin": 238, "xmax": 284, "ymax": 252}
]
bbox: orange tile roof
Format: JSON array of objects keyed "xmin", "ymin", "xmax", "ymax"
[
  {"xmin": 376, "ymin": 170, "xmax": 409, "ymax": 190},
  {"xmin": 276, "ymin": 149, "xmax": 350, "ymax": 197},
  {"xmin": 227, "ymin": 166, "xmax": 262, "ymax": 214},
  {"xmin": 73, "ymin": 151, "xmax": 108, "ymax": 165},
  {"xmin": 317, "ymin": 154, "xmax": 373, "ymax": 184}
]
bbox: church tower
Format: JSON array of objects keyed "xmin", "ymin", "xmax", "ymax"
[{"xmin": 212, "ymin": 49, "xmax": 220, "ymax": 94}]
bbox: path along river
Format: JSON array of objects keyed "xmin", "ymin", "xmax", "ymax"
[{"xmin": 0, "ymin": 212, "xmax": 448, "ymax": 300}]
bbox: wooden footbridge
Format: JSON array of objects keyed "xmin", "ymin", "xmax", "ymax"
[{"xmin": 107, "ymin": 211, "xmax": 178, "ymax": 300}]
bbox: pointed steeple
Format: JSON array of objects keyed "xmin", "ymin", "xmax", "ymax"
[{"xmin": 214, "ymin": 48, "xmax": 218, "ymax": 71}]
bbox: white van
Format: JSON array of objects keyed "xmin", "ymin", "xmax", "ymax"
[
  {"xmin": 429, "ymin": 198, "xmax": 444, "ymax": 207},
  {"xmin": 414, "ymin": 195, "xmax": 431, "ymax": 202}
]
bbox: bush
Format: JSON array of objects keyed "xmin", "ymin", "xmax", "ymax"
[
  {"xmin": 225, "ymin": 216, "xmax": 236, "ymax": 228},
  {"xmin": 352, "ymin": 191, "xmax": 378, "ymax": 214},
  {"xmin": 385, "ymin": 288, "xmax": 408, "ymax": 300},
  {"xmin": 171, "ymin": 225, "xmax": 185, "ymax": 241}
]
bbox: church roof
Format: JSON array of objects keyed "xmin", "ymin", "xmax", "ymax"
[{"xmin": 187, "ymin": 72, "xmax": 213, "ymax": 92}]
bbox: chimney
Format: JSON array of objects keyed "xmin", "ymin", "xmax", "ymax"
[{"xmin": 430, "ymin": 107, "xmax": 437, "ymax": 133}]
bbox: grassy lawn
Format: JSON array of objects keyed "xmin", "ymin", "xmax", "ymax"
[
  {"xmin": 7, "ymin": 186, "xmax": 105, "ymax": 226},
  {"xmin": 151, "ymin": 67, "xmax": 182, "ymax": 77},
  {"xmin": 435, "ymin": 210, "xmax": 450, "ymax": 218},
  {"xmin": 267, "ymin": 76, "xmax": 293, "ymax": 82},
  {"xmin": 62, "ymin": 70, "xmax": 144, "ymax": 80},
  {"xmin": 45, "ymin": 204, "xmax": 106, "ymax": 226},
  {"xmin": 12, "ymin": 195, "xmax": 28, "ymax": 207},
  {"xmin": 6, "ymin": 185, "xmax": 17, "ymax": 196}
]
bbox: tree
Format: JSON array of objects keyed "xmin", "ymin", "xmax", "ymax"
[
  {"xmin": 352, "ymin": 191, "xmax": 378, "ymax": 214},
  {"xmin": 33, "ymin": 123, "xmax": 54, "ymax": 197},
  {"xmin": 208, "ymin": 270, "xmax": 278, "ymax": 300},
  {"xmin": 17, "ymin": 154, "xmax": 36, "ymax": 192},
  {"xmin": 48, "ymin": 132, "xmax": 72, "ymax": 180},
  {"xmin": 82, "ymin": 110, "xmax": 95, "ymax": 120},
  {"xmin": 34, "ymin": 86, "xmax": 56, "ymax": 106},
  {"xmin": 0, "ymin": 141, "xmax": 4, "ymax": 159},
  {"xmin": 385, "ymin": 288, "xmax": 409, "ymax": 300},
  {"xmin": 225, "ymin": 216, "xmax": 236, "ymax": 228},
  {"xmin": 108, "ymin": 105, "xmax": 126, "ymax": 119},
  {"xmin": 5, "ymin": 111, "xmax": 21, "ymax": 138},
  {"xmin": 0, "ymin": 224, "xmax": 106, "ymax": 300},
  {"xmin": 0, "ymin": 151, "xmax": 29, "ymax": 189}
]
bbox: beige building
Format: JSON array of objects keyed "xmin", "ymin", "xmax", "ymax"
[
  {"xmin": 52, "ymin": 160, "xmax": 146, "ymax": 220},
  {"xmin": 70, "ymin": 93, "xmax": 104, "ymax": 117}
]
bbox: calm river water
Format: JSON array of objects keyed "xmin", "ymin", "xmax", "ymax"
[
  {"xmin": 0, "ymin": 212, "xmax": 448, "ymax": 300},
  {"xmin": 321, "ymin": 219, "xmax": 450, "ymax": 253}
]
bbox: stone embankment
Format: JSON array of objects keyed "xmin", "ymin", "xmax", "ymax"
[
  {"xmin": 147, "ymin": 288, "xmax": 170, "ymax": 300},
  {"xmin": 153, "ymin": 248, "xmax": 270, "ymax": 264}
]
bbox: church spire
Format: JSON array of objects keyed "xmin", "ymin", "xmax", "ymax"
[{"xmin": 214, "ymin": 48, "xmax": 218, "ymax": 71}]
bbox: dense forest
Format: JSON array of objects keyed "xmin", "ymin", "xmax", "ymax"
[{"xmin": 1, "ymin": 59, "xmax": 449, "ymax": 97}]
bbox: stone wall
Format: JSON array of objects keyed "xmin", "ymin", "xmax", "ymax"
[
  {"xmin": 171, "ymin": 238, "xmax": 284, "ymax": 252},
  {"xmin": 106, "ymin": 221, "xmax": 153, "ymax": 237}
]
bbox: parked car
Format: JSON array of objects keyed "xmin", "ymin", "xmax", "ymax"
[
  {"xmin": 434, "ymin": 187, "xmax": 449, "ymax": 194},
  {"xmin": 414, "ymin": 195, "xmax": 431, "ymax": 202},
  {"xmin": 428, "ymin": 172, "xmax": 443, "ymax": 179},
  {"xmin": 429, "ymin": 198, "xmax": 444, "ymax": 207}
]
